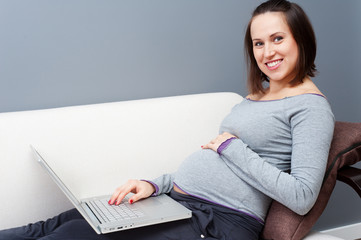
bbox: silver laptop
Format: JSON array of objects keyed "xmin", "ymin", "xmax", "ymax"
[{"xmin": 30, "ymin": 145, "xmax": 192, "ymax": 234}]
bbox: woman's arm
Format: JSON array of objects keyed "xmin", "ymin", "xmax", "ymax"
[
  {"xmin": 109, "ymin": 173, "xmax": 175, "ymax": 205},
  {"xmin": 205, "ymin": 106, "xmax": 334, "ymax": 215},
  {"xmin": 109, "ymin": 179, "xmax": 155, "ymax": 205},
  {"xmin": 144, "ymin": 173, "xmax": 175, "ymax": 196}
]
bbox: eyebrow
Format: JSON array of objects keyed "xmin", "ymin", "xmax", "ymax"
[{"xmin": 252, "ymin": 31, "xmax": 286, "ymax": 42}]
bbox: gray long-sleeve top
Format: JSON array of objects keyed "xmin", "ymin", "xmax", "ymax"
[{"xmin": 149, "ymin": 94, "xmax": 335, "ymax": 222}]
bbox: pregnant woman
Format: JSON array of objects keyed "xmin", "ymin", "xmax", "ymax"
[{"xmin": 0, "ymin": 0, "xmax": 334, "ymax": 239}]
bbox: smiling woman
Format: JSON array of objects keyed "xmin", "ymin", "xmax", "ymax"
[
  {"xmin": 0, "ymin": 1, "xmax": 336, "ymax": 240},
  {"xmin": 251, "ymin": 12, "xmax": 299, "ymax": 84},
  {"xmin": 244, "ymin": 0, "xmax": 318, "ymax": 100}
]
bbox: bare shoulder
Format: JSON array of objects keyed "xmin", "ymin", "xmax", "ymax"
[{"xmin": 298, "ymin": 78, "xmax": 325, "ymax": 97}]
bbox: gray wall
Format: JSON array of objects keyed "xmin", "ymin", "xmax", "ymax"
[{"xmin": 1, "ymin": 0, "xmax": 360, "ymax": 231}]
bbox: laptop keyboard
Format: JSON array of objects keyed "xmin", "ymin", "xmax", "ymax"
[{"xmin": 89, "ymin": 197, "xmax": 145, "ymax": 223}]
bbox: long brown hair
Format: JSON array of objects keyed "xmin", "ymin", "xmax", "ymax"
[{"xmin": 244, "ymin": 0, "xmax": 317, "ymax": 94}]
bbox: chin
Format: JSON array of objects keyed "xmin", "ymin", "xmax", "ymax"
[{"xmin": 267, "ymin": 73, "xmax": 293, "ymax": 82}]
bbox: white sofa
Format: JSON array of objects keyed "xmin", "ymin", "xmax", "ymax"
[{"xmin": 0, "ymin": 92, "xmax": 343, "ymax": 239}]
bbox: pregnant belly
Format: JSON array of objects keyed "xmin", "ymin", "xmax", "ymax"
[
  {"xmin": 174, "ymin": 149, "xmax": 238, "ymax": 196},
  {"xmin": 174, "ymin": 148, "xmax": 272, "ymax": 220}
]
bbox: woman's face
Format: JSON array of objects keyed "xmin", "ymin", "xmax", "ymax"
[{"xmin": 250, "ymin": 12, "xmax": 299, "ymax": 84}]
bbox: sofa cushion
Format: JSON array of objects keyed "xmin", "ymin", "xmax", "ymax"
[{"xmin": 261, "ymin": 121, "xmax": 361, "ymax": 240}]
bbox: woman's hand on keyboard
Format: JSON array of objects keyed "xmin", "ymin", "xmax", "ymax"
[{"xmin": 108, "ymin": 179, "xmax": 156, "ymax": 205}]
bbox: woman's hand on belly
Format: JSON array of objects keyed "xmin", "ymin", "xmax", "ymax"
[{"xmin": 202, "ymin": 132, "xmax": 237, "ymax": 153}]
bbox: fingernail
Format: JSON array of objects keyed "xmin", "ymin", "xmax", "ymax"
[
  {"xmin": 108, "ymin": 200, "xmax": 112, "ymax": 205},
  {"xmin": 130, "ymin": 199, "xmax": 134, "ymax": 204},
  {"xmin": 201, "ymin": 146, "xmax": 203, "ymax": 148}
]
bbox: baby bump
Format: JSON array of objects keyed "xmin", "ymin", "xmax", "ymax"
[{"xmin": 174, "ymin": 149, "xmax": 238, "ymax": 194}]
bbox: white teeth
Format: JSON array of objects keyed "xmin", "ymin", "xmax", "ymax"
[{"xmin": 267, "ymin": 60, "xmax": 281, "ymax": 67}]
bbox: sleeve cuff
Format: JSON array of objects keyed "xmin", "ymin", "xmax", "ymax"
[{"xmin": 217, "ymin": 137, "xmax": 237, "ymax": 154}]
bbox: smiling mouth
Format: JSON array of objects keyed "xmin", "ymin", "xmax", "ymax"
[{"xmin": 266, "ymin": 59, "xmax": 283, "ymax": 69}]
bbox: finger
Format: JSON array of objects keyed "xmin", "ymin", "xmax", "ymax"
[
  {"xmin": 109, "ymin": 180, "xmax": 135, "ymax": 205},
  {"xmin": 201, "ymin": 143, "xmax": 210, "ymax": 149},
  {"xmin": 128, "ymin": 181, "xmax": 154, "ymax": 204},
  {"xmin": 109, "ymin": 185, "xmax": 125, "ymax": 205},
  {"xmin": 109, "ymin": 189, "xmax": 128, "ymax": 205},
  {"xmin": 128, "ymin": 190, "xmax": 146, "ymax": 204},
  {"xmin": 210, "ymin": 138, "xmax": 217, "ymax": 144},
  {"xmin": 202, "ymin": 143, "xmax": 216, "ymax": 151},
  {"xmin": 114, "ymin": 189, "xmax": 131, "ymax": 205},
  {"xmin": 114, "ymin": 182, "xmax": 140, "ymax": 205}
]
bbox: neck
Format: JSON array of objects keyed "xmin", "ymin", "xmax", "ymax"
[
  {"xmin": 267, "ymin": 80, "xmax": 293, "ymax": 95},
  {"xmin": 265, "ymin": 77, "xmax": 310, "ymax": 98}
]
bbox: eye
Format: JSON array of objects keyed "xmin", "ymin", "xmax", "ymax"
[
  {"xmin": 254, "ymin": 41, "xmax": 264, "ymax": 47},
  {"xmin": 274, "ymin": 36, "xmax": 283, "ymax": 43}
]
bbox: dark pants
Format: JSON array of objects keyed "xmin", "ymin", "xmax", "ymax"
[{"xmin": 0, "ymin": 190, "xmax": 263, "ymax": 240}]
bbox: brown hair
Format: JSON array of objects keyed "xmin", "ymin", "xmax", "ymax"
[{"xmin": 244, "ymin": 0, "xmax": 317, "ymax": 94}]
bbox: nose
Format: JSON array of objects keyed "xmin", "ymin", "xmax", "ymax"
[{"xmin": 264, "ymin": 43, "xmax": 275, "ymax": 59}]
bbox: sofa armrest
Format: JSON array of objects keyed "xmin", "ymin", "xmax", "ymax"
[{"xmin": 337, "ymin": 166, "xmax": 361, "ymax": 198}]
